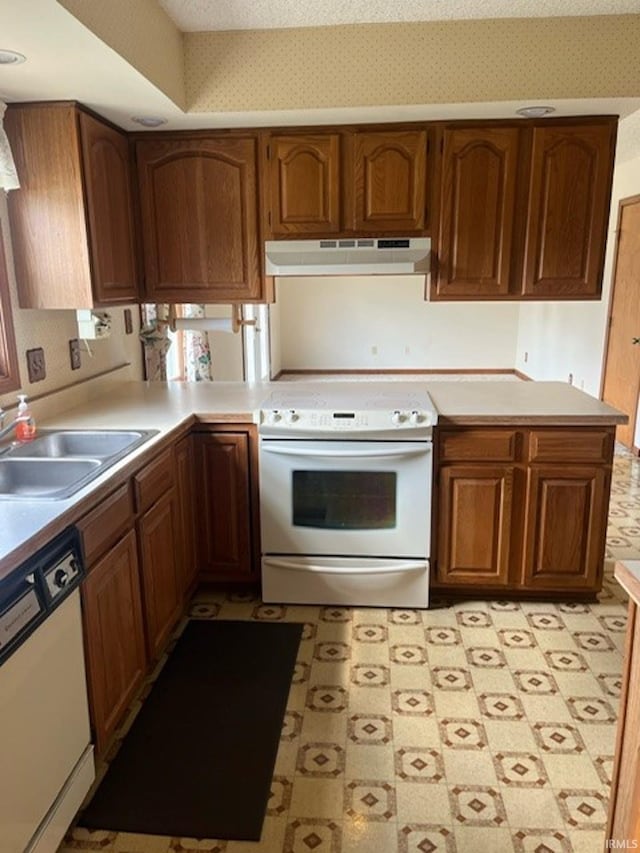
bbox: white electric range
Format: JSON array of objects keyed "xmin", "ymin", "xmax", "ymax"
[{"xmin": 256, "ymin": 383, "xmax": 438, "ymax": 608}]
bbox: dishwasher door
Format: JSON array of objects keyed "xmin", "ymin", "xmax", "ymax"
[{"xmin": 0, "ymin": 589, "xmax": 93, "ymax": 853}]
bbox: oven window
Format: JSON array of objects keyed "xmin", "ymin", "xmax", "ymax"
[{"xmin": 292, "ymin": 470, "xmax": 397, "ymax": 529}]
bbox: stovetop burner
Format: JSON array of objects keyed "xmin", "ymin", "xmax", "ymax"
[{"xmin": 260, "ymin": 382, "xmax": 435, "ymax": 412}]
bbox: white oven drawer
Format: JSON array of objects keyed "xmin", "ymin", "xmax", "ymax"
[
  {"xmin": 262, "ymin": 556, "xmax": 429, "ymax": 608},
  {"xmin": 259, "ymin": 439, "xmax": 432, "ymax": 559}
]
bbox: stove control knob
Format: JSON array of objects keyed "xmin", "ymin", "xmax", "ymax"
[
  {"xmin": 391, "ymin": 410, "xmax": 404, "ymax": 425},
  {"xmin": 267, "ymin": 410, "xmax": 282, "ymax": 424},
  {"xmin": 285, "ymin": 409, "xmax": 299, "ymax": 424},
  {"xmin": 54, "ymin": 569, "xmax": 69, "ymax": 589},
  {"xmin": 409, "ymin": 410, "xmax": 422, "ymax": 425}
]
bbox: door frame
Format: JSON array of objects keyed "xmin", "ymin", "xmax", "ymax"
[{"xmin": 599, "ymin": 193, "xmax": 640, "ymax": 452}]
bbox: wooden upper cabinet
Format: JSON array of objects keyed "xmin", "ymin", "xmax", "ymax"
[
  {"xmin": 78, "ymin": 112, "xmax": 139, "ymax": 305},
  {"xmin": 434, "ymin": 127, "xmax": 520, "ymax": 298},
  {"xmin": 263, "ymin": 128, "xmax": 429, "ymax": 238},
  {"xmin": 267, "ymin": 134, "xmax": 341, "ymax": 235},
  {"xmin": 5, "ymin": 102, "xmax": 138, "ymax": 308},
  {"xmin": 522, "ymin": 122, "xmax": 616, "ymax": 298},
  {"xmin": 136, "ymin": 135, "xmax": 262, "ymax": 303},
  {"xmin": 352, "ymin": 130, "xmax": 428, "ymax": 233}
]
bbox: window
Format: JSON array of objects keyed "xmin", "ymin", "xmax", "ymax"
[{"xmin": 0, "ymin": 221, "xmax": 19, "ymax": 395}]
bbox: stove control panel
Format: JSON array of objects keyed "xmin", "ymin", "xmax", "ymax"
[{"xmin": 259, "ymin": 408, "xmax": 434, "ymax": 433}]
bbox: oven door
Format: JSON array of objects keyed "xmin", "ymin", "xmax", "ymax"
[{"xmin": 259, "ymin": 439, "xmax": 431, "ymax": 558}]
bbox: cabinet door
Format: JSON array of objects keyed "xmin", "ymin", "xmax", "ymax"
[
  {"xmin": 138, "ymin": 490, "xmax": 182, "ymax": 659},
  {"xmin": 437, "ymin": 464, "xmax": 514, "ymax": 586},
  {"xmin": 522, "ymin": 122, "xmax": 616, "ymax": 297},
  {"xmin": 195, "ymin": 432, "xmax": 256, "ymax": 580},
  {"xmin": 81, "ymin": 530, "xmax": 146, "ymax": 755},
  {"xmin": 435, "ymin": 127, "xmax": 519, "ymax": 297},
  {"xmin": 175, "ymin": 434, "xmax": 198, "ymax": 597},
  {"xmin": 352, "ymin": 130, "xmax": 428, "ymax": 233},
  {"xmin": 268, "ymin": 134, "xmax": 341, "ymax": 235},
  {"xmin": 136, "ymin": 136, "xmax": 262, "ymax": 302},
  {"xmin": 79, "ymin": 112, "xmax": 139, "ymax": 305},
  {"xmin": 522, "ymin": 465, "xmax": 609, "ymax": 590}
]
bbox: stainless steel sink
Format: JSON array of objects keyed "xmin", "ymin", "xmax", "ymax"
[
  {"xmin": 7, "ymin": 430, "xmax": 151, "ymax": 459},
  {"xmin": 0, "ymin": 458, "xmax": 102, "ymax": 499},
  {"xmin": 0, "ymin": 429, "xmax": 158, "ymax": 499}
]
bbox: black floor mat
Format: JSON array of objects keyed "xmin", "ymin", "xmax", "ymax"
[{"xmin": 79, "ymin": 619, "xmax": 303, "ymax": 840}]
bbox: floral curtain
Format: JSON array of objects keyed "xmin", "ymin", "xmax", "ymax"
[
  {"xmin": 0, "ymin": 102, "xmax": 20, "ymax": 191},
  {"xmin": 138, "ymin": 304, "xmax": 214, "ymax": 382},
  {"xmin": 139, "ymin": 304, "xmax": 171, "ymax": 381},
  {"xmin": 182, "ymin": 304, "xmax": 213, "ymax": 382}
]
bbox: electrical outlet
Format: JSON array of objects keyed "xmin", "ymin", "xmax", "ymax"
[
  {"xmin": 26, "ymin": 347, "xmax": 46, "ymax": 383},
  {"xmin": 69, "ymin": 338, "xmax": 81, "ymax": 370},
  {"xmin": 568, "ymin": 373, "xmax": 574, "ymax": 385},
  {"xmin": 524, "ymin": 351, "xmax": 529, "ymax": 363},
  {"xmin": 371, "ymin": 346, "xmax": 378, "ymax": 355},
  {"xmin": 124, "ymin": 308, "xmax": 133, "ymax": 335}
]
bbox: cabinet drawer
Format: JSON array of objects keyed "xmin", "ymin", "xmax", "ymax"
[
  {"xmin": 439, "ymin": 429, "xmax": 519, "ymax": 462},
  {"xmin": 78, "ymin": 483, "xmax": 133, "ymax": 567},
  {"xmin": 134, "ymin": 447, "xmax": 174, "ymax": 512},
  {"xmin": 529, "ymin": 430, "xmax": 614, "ymax": 464}
]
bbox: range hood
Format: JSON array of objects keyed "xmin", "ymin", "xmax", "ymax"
[{"xmin": 265, "ymin": 237, "xmax": 430, "ymax": 276}]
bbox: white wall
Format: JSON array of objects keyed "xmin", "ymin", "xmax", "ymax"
[
  {"xmin": 515, "ymin": 148, "xmax": 640, "ymax": 397},
  {"xmin": 273, "ymin": 276, "xmax": 520, "ymax": 372}
]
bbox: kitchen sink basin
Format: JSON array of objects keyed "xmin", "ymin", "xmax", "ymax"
[
  {"xmin": 6, "ymin": 430, "xmax": 151, "ymax": 459},
  {"xmin": 0, "ymin": 458, "xmax": 102, "ymax": 499},
  {"xmin": 0, "ymin": 429, "xmax": 158, "ymax": 499}
]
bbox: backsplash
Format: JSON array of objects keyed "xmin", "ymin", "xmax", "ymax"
[{"xmin": 0, "ymin": 195, "xmax": 144, "ymax": 418}]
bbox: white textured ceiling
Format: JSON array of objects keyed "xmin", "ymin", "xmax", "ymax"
[{"xmin": 159, "ymin": 0, "xmax": 640, "ymax": 32}]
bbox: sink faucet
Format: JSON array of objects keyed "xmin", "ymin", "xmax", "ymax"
[{"xmin": 0, "ymin": 408, "xmax": 34, "ymax": 444}]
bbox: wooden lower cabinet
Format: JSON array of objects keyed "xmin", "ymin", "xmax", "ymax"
[
  {"xmin": 137, "ymin": 489, "xmax": 182, "ymax": 659},
  {"xmin": 81, "ymin": 530, "xmax": 146, "ymax": 755},
  {"xmin": 434, "ymin": 426, "xmax": 614, "ymax": 596},
  {"xmin": 522, "ymin": 464, "xmax": 609, "ymax": 591},
  {"xmin": 194, "ymin": 427, "xmax": 259, "ymax": 581},
  {"xmin": 175, "ymin": 433, "xmax": 198, "ymax": 597},
  {"xmin": 437, "ymin": 464, "xmax": 514, "ymax": 587}
]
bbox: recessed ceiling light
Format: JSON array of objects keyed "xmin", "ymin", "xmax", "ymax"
[
  {"xmin": 0, "ymin": 50, "xmax": 26, "ymax": 65},
  {"xmin": 131, "ymin": 116, "xmax": 168, "ymax": 128},
  {"xmin": 516, "ymin": 106, "xmax": 556, "ymax": 118}
]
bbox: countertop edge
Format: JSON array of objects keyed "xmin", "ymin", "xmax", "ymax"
[
  {"xmin": 614, "ymin": 561, "xmax": 640, "ymax": 606},
  {"xmin": 436, "ymin": 415, "xmax": 626, "ymax": 426}
]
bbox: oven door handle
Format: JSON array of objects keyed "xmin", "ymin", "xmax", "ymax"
[
  {"xmin": 260, "ymin": 445, "xmax": 428, "ymax": 459},
  {"xmin": 263, "ymin": 558, "xmax": 427, "ymax": 575}
]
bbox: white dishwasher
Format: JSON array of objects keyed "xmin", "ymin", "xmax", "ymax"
[{"xmin": 0, "ymin": 527, "xmax": 94, "ymax": 853}]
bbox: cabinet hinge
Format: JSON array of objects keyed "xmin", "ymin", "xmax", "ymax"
[
  {"xmin": 440, "ymin": 138, "xmax": 444, "ymax": 154},
  {"xmin": 427, "ymin": 138, "xmax": 430, "ymax": 154},
  {"xmin": 268, "ymin": 211, "xmax": 271, "ymax": 226}
]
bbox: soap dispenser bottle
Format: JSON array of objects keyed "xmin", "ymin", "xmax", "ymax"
[{"xmin": 15, "ymin": 394, "xmax": 36, "ymax": 442}]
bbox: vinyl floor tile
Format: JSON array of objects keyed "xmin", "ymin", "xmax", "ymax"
[{"xmin": 60, "ymin": 447, "xmax": 640, "ymax": 852}]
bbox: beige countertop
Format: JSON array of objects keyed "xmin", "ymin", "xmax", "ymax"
[
  {"xmin": 0, "ymin": 379, "xmax": 626, "ymax": 578},
  {"xmin": 427, "ymin": 380, "xmax": 627, "ymax": 425}
]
